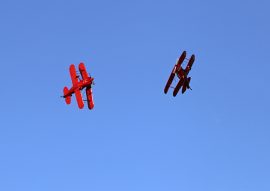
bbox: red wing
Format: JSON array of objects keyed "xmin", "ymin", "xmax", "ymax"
[
  {"xmin": 69, "ymin": 64, "xmax": 79, "ymax": 85},
  {"xmin": 86, "ymin": 87, "xmax": 94, "ymax": 110},
  {"xmin": 78, "ymin": 62, "xmax": 89, "ymax": 80},
  {"xmin": 176, "ymin": 51, "xmax": 186, "ymax": 69},
  {"xmin": 75, "ymin": 90, "xmax": 84, "ymax": 109},
  {"xmin": 164, "ymin": 67, "xmax": 176, "ymax": 94},
  {"xmin": 173, "ymin": 77, "xmax": 185, "ymax": 97},
  {"xmin": 182, "ymin": 82, "xmax": 187, "ymax": 94},
  {"xmin": 164, "ymin": 51, "xmax": 186, "ymax": 94},
  {"xmin": 185, "ymin": 54, "xmax": 195, "ymax": 75}
]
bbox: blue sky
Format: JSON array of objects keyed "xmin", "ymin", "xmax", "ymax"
[{"xmin": 0, "ymin": 0, "xmax": 270, "ymax": 190}]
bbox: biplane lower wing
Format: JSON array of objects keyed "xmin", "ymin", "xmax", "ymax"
[
  {"xmin": 182, "ymin": 82, "xmax": 187, "ymax": 94},
  {"xmin": 79, "ymin": 62, "xmax": 89, "ymax": 80},
  {"xmin": 86, "ymin": 87, "xmax": 94, "ymax": 109},
  {"xmin": 69, "ymin": 64, "xmax": 79, "ymax": 85},
  {"xmin": 75, "ymin": 90, "xmax": 84, "ymax": 109},
  {"xmin": 185, "ymin": 54, "xmax": 195, "ymax": 74},
  {"xmin": 173, "ymin": 77, "xmax": 185, "ymax": 97}
]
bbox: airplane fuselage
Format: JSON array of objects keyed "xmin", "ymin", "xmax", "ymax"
[
  {"xmin": 176, "ymin": 67, "xmax": 187, "ymax": 79},
  {"xmin": 64, "ymin": 77, "xmax": 94, "ymax": 98}
]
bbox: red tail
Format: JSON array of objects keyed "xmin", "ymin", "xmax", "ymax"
[{"xmin": 63, "ymin": 87, "xmax": 71, "ymax": 104}]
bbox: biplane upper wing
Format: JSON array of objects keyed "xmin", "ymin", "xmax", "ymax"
[
  {"xmin": 164, "ymin": 51, "xmax": 187, "ymax": 94},
  {"xmin": 164, "ymin": 68, "xmax": 176, "ymax": 94},
  {"xmin": 75, "ymin": 90, "xmax": 84, "ymax": 109},
  {"xmin": 86, "ymin": 87, "xmax": 94, "ymax": 109},
  {"xmin": 176, "ymin": 51, "xmax": 186, "ymax": 69},
  {"xmin": 78, "ymin": 62, "xmax": 90, "ymax": 80},
  {"xmin": 185, "ymin": 54, "xmax": 195, "ymax": 75},
  {"xmin": 69, "ymin": 64, "xmax": 79, "ymax": 85}
]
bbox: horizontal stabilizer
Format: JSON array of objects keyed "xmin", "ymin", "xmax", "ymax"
[{"xmin": 182, "ymin": 77, "xmax": 191, "ymax": 94}]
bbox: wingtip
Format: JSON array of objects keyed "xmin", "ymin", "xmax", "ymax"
[
  {"xmin": 79, "ymin": 62, "xmax": 85, "ymax": 70},
  {"xmin": 78, "ymin": 104, "xmax": 84, "ymax": 109}
]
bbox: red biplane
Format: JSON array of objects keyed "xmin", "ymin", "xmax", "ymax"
[
  {"xmin": 62, "ymin": 62, "xmax": 94, "ymax": 109},
  {"xmin": 164, "ymin": 51, "xmax": 195, "ymax": 96}
]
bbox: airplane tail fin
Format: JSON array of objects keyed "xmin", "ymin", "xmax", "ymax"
[
  {"xmin": 63, "ymin": 87, "xmax": 71, "ymax": 104},
  {"xmin": 182, "ymin": 77, "xmax": 192, "ymax": 94},
  {"xmin": 186, "ymin": 77, "xmax": 192, "ymax": 90}
]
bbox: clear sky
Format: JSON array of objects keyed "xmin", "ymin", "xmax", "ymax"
[{"xmin": 0, "ymin": 0, "xmax": 270, "ymax": 190}]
